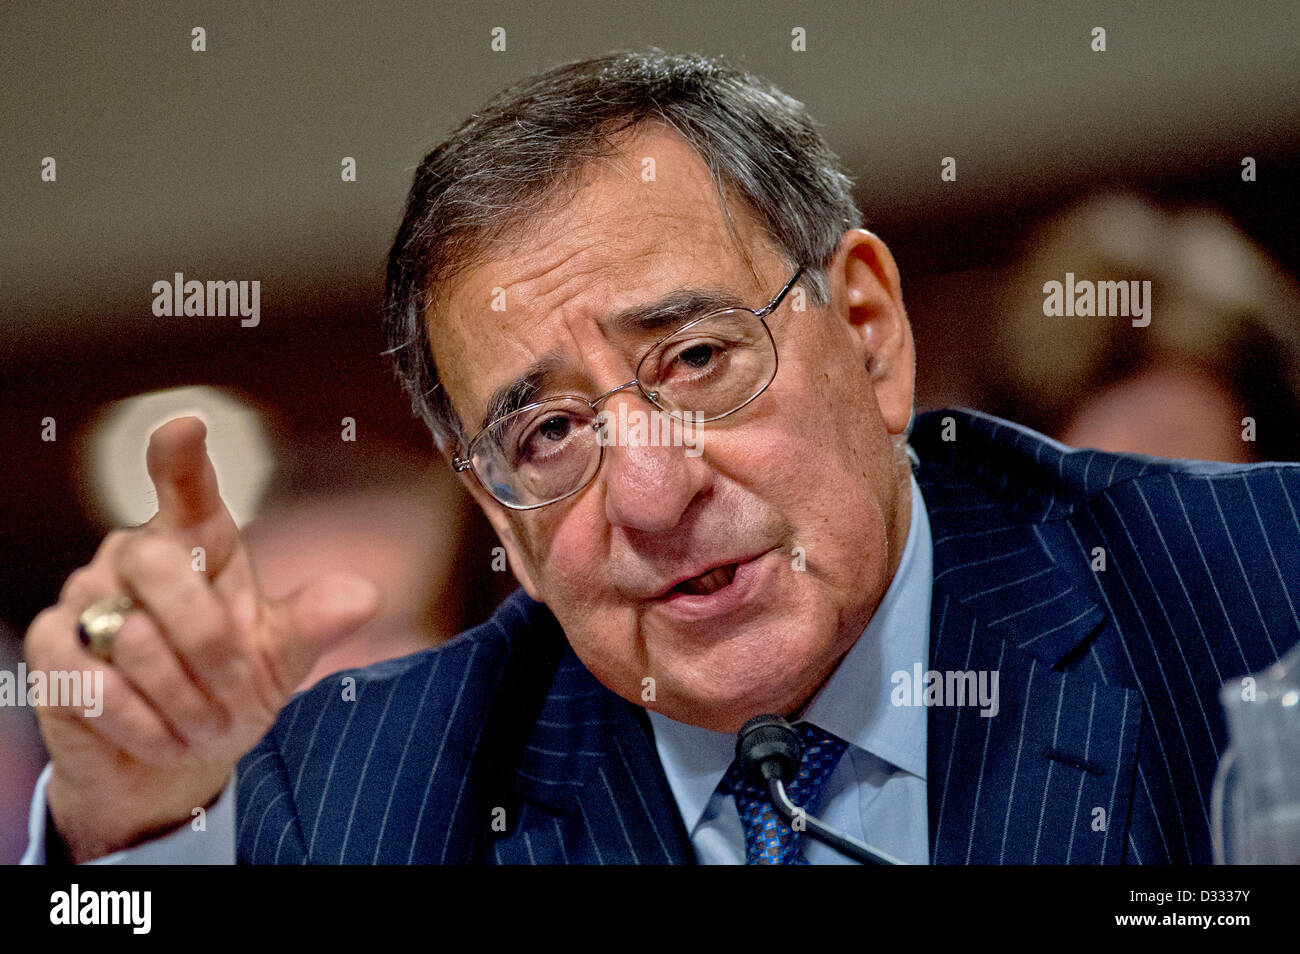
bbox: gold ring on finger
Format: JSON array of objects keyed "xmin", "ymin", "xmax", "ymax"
[{"xmin": 76, "ymin": 595, "xmax": 135, "ymax": 662}]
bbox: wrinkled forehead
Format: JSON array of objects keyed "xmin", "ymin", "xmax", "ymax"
[{"xmin": 427, "ymin": 125, "xmax": 784, "ymax": 437}]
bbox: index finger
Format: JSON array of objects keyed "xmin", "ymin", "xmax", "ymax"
[{"xmin": 144, "ymin": 416, "xmax": 240, "ymax": 572}]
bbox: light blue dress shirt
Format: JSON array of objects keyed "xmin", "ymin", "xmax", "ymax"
[{"xmin": 646, "ymin": 475, "xmax": 933, "ymax": 865}]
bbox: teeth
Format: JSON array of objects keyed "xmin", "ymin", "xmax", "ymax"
[{"xmin": 674, "ymin": 563, "xmax": 737, "ymax": 596}]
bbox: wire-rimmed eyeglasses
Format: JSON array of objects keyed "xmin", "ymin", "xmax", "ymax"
[{"xmin": 452, "ymin": 267, "xmax": 805, "ymax": 510}]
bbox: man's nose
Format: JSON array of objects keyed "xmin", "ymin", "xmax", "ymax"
[{"xmin": 599, "ymin": 394, "xmax": 713, "ymax": 532}]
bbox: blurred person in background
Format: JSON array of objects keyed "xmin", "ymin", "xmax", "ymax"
[
  {"xmin": 983, "ymin": 191, "xmax": 1300, "ymax": 463},
  {"xmin": 242, "ymin": 440, "xmax": 517, "ymax": 689},
  {"xmin": 243, "ymin": 449, "xmax": 470, "ymax": 691}
]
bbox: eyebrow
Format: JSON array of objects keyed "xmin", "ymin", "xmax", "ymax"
[{"xmin": 476, "ymin": 286, "xmax": 748, "ymax": 432}]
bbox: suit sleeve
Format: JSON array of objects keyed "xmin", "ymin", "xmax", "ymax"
[{"xmin": 236, "ymin": 730, "xmax": 309, "ymax": 864}]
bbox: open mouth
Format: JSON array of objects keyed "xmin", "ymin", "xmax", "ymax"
[
  {"xmin": 670, "ymin": 562, "xmax": 739, "ymax": 596},
  {"xmin": 650, "ymin": 549, "xmax": 774, "ymax": 620}
]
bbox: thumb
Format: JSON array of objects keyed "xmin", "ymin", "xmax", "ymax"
[{"xmin": 263, "ymin": 573, "xmax": 382, "ymax": 688}]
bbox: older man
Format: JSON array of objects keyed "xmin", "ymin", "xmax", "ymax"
[{"xmin": 23, "ymin": 51, "xmax": 1300, "ymax": 865}]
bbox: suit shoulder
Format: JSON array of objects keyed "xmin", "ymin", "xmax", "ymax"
[
  {"xmin": 234, "ymin": 588, "xmax": 568, "ymax": 863},
  {"xmin": 911, "ymin": 407, "xmax": 1300, "ymax": 523},
  {"xmin": 255, "ymin": 587, "xmax": 559, "ymax": 752}
]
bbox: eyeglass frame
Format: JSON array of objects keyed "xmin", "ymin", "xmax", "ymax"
[{"xmin": 451, "ymin": 265, "xmax": 807, "ymax": 510}]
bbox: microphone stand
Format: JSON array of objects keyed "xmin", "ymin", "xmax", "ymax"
[
  {"xmin": 737, "ymin": 713, "xmax": 906, "ymax": 866},
  {"xmin": 765, "ymin": 774, "xmax": 905, "ymax": 866}
]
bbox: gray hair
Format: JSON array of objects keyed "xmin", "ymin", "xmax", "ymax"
[{"xmin": 383, "ymin": 49, "xmax": 863, "ymax": 447}]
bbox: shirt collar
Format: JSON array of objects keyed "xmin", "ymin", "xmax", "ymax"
[{"xmin": 646, "ymin": 474, "xmax": 933, "ymax": 835}]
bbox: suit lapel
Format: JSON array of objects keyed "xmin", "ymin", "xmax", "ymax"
[
  {"xmin": 490, "ymin": 634, "xmax": 694, "ymax": 865},
  {"xmin": 922, "ymin": 470, "xmax": 1143, "ymax": 864}
]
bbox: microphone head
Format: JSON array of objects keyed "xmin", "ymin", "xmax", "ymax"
[{"xmin": 735, "ymin": 714, "xmax": 802, "ymax": 787}]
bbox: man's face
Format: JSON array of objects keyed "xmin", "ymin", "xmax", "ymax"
[{"xmin": 432, "ymin": 125, "xmax": 915, "ymax": 733}]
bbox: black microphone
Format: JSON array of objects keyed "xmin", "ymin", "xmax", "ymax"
[{"xmin": 735, "ymin": 714, "xmax": 905, "ymax": 865}]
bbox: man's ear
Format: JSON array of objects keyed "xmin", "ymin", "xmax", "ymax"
[{"xmin": 828, "ymin": 229, "xmax": 915, "ymax": 437}]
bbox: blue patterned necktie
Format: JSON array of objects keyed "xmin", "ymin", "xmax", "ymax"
[{"xmin": 722, "ymin": 722, "xmax": 849, "ymax": 864}]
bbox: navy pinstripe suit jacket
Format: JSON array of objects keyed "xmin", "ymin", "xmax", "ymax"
[{"xmin": 236, "ymin": 409, "xmax": 1300, "ymax": 864}]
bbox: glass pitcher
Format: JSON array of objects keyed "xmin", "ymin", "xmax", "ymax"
[{"xmin": 1212, "ymin": 639, "xmax": 1300, "ymax": 864}]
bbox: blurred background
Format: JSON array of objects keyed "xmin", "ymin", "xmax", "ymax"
[{"xmin": 2, "ymin": 1, "xmax": 1298, "ymax": 860}]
